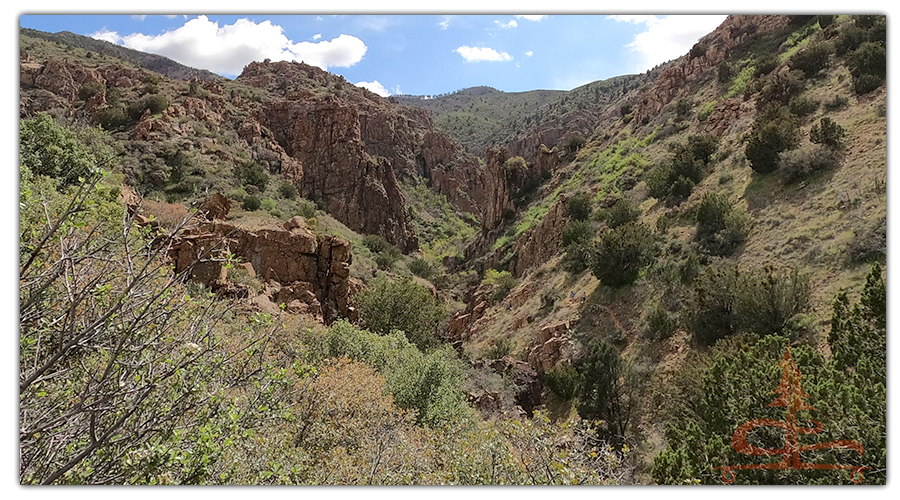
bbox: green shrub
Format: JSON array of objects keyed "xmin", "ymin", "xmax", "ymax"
[
  {"xmin": 355, "ymin": 277, "xmax": 446, "ymax": 351},
  {"xmin": 297, "ymin": 198, "xmax": 317, "ymax": 218},
  {"xmin": 758, "ymin": 70, "xmax": 805, "ymax": 107},
  {"xmin": 98, "ymin": 107, "xmax": 128, "ymax": 130},
  {"xmin": 234, "ymin": 161, "xmax": 269, "ymax": 191},
  {"xmin": 482, "ymin": 269, "xmax": 517, "ymax": 302},
  {"xmin": 574, "ymin": 337, "xmax": 630, "ymax": 440},
  {"xmin": 565, "ymin": 134, "xmax": 587, "ymax": 154},
  {"xmin": 745, "ymin": 109, "xmax": 801, "ymax": 174},
  {"xmin": 562, "ymin": 241, "xmax": 594, "ymax": 275},
  {"xmin": 19, "ymin": 113, "xmax": 98, "ymax": 187},
  {"xmin": 261, "ymin": 197, "xmax": 277, "ymax": 213},
  {"xmin": 779, "ymin": 143, "xmax": 839, "ymax": 183},
  {"xmin": 695, "ymin": 192, "xmax": 751, "ymax": 256},
  {"xmin": 848, "ymin": 41, "xmax": 886, "ymax": 79},
  {"xmin": 566, "ymin": 192, "xmax": 593, "ymax": 221},
  {"xmin": 374, "ymin": 251, "xmax": 399, "ymax": 270},
  {"xmin": 408, "ymin": 257, "xmax": 435, "ymax": 279},
  {"xmin": 689, "ymin": 42, "xmax": 708, "ymax": 60},
  {"xmin": 817, "ymin": 14, "xmax": 835, "ymax": 28},
  {"xmin": 835, "ymin": 25, "xmax": 868, "ymax": 55},
  {"xmin": 789, "ymin": 43, "xmax": 832, "ymax": 77},
  {"xmin": 598, "ymin": 198, "xmax": 641, "ymax": 229},
  {"xmin": 853, "ymin": 73, "xmax": 883, "ymax": 95},
  {"xmin": 561, "ymin": 219, "xmax": 595, "ymax": 248},
  {"xmin": 685, "ymin": 134, "xmax": 719, "ymax": 165},
  {"xmin": 242, "ymin": 195, "xmax": 261, "ymax": 211},
  {"xmin": 809, "ymin": 117, "xmax": 845, "ymax": 149},
  {"xmin": 674, "ymin": 98, "xmax": 692, "ymax": 120},
  {"xmin": 145, "ymin": 94, "xmax": 170, "ymax": 114},
  {"xmin": 78, "ymin": 81, "xmax": 105, "ymax": 101},
  {"xmin": 753, "ymin": 53, "xmax": 780, "ymax": 77},
  {"xmin": 591, "ymin": 222, "xmax": 657, "ymax": 287},
  {"xmin": 277, "ymin": 181, "xmax": 298, "ymax": 199},
  {"xmin": 737, "ymin": 266, "xmax": 811, "ymax": 338},
  {"xmin": 788, "ymin": 95, "xmax": 819, "ymax": 116},
  {"xmin": 644, "ymin": 303, "xmax": 678, "ymax": 340},
  {"xmin": 546, "ymin": 362, "xmax": 579, "ymax": 400}
]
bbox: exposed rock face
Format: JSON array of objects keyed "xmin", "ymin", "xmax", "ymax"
[
  {"xmin": 511, "ymin": 197, "xmax": 568, "ymax": 277},
  {"xmin": 527, "ymin": 321, "xmax": 575, "ymax": 374},
  {"xmin": 169, "ymin": 218, "xmax": 353, "ymax": 323}
]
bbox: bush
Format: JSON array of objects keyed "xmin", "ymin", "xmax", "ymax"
[
  {"xmin": 561, "ymin": 219, "xmax": 595, "ymax": 248},
  {"xmin": 482, "ymin": 269, "xmax": 517, "ymax": 302},
  {"xmin": 683, "ymin": 263, "xmax": 744, "ymax": 345},
  {"xmin": 20, "ymin": 113, "xmax": 98, "ymax": 187},
  {"xmin": 753, "ymin": 53, "xmax": 780, "ymax": 77},
  {"xmin": 408, "ymin": 257, "xmax": 435, "ymax": 279},
  {"xmin": 685, "ymin": 134, "xmax": 719, "ymax": 165},
  {"xmin": 355, "ymin": 277, "xmax": 447, "ymax": 351},
  {"xmin": 574, "ymin": 337, "xmax": 631, "ymax": 440},
  {"xmin": 788, "ymin": 95, "xmax": 819, "ymax": 116},
  {"xmin": 809, "ymin": 117, "xmax": 845, "ymax": 149},
  {"xmin": 848, "ymin": 41, "xmax": 886, "ymax": 79},
  {"xmin": 778, "ymin": 143, "xmax": 839, "ymax": 183},
  {"xmin": 566, "ymin": 192, "xmax": 593, "ymax": 221},
  {"xmin": 835, "ymin": 25, "xmax": 868, "ymax": 55},
  {"xmin": 277, "ymin": 181, "xmax": 298, "ymax": 199},
  {"xmin": 598, "ymin": 198, "xmax": 640, "ymax": 229},
  {"xmin": 737, "ymin": 266, "xmax": 811, "ymax": 338},
  {"xmin": 78, "ymin": 81, "xmax": 105, "ymax": 101},
  {"xmin": 674, "ymin": 98, "xmax": 692, "ymax": 120},
  {"xmin": 546, "ymin": 362, "xmax": 579, "ymax": 400},
  {"xmin": 745, "ymin": 109, "xmax": 801, "ymax": 174},
  {"xmin": 817, "ymin": 14, "xmax": 835, "ymax": 28},
  {"xmin": 717, "ymin": 62, "xmax": 733, "ymax": 84},
  {"xmin": 789, "ymin": 43, "xmax": 832, "ymax": 76},
  {"xmin": 758, "ymin": 69, "xmax": 805, "ymax": 107},
  {"xmin": 145, "ymin": 94, "xmax": 170, "ymax": 114},
  {"xmin": 565, "ymin": 134, "xmax": 587, "ymax": 154},
  {"xmin": 591, "ymin": 222, "xmax": 657, "ymax": 287},
  {"xmin": 562, "ymin": 241, "xmax": 594, "ymax": 275},
  {"xmin": 644, "ymin": 303, "xmax": 678, "ymax": 340},
  {"xmin": 854, "ymin": 73, "xmax": 883, "ymax": 95},
  {"xmin": 242, "ymin": 195, "xmax": 261, "ymax": 211},
  {"xmin": 234, "ymin": 161, "xmax": 269, "ymax": 192},
  {"xmin": 695, "ymin": 192, "xmax": 751, "ymax": 256}
]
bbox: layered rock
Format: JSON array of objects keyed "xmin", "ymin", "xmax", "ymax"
[{"xmin": 510, "ymin": 196, "xmax": 568, "ymax": 277}]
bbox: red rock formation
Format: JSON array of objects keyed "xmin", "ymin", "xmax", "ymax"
[{"xmin": 511, "ymin": 196, "xmax": 568, "ymax": 277}]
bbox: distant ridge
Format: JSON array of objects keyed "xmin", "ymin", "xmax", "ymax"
[{"xmin": 20, "ymin": 27, "xmax": 226, "ymax": 82}]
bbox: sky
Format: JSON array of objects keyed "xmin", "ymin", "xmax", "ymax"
[{"xmin": 18, "ymin": 13, "xmax": 729, "ymax": 96}]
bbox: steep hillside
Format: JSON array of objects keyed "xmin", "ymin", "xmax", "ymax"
[{"xmin": 18, "ymin": 14, "xmax": 886, "ymax": 485}]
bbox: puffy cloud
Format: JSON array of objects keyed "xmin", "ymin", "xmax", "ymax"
[
  {"xmin": 455, "ymin": 46, "xmax": 512, "ymax": 62},
  {"xmin": 90, "ymin": 29, "xmax": 121, "ymax": 44},
  {"xmin": 525, "ymin": 50, "xmax": 533, "ymax": 57},
  {"xmin": 494, "ymin": 19, "xmax": 517, "ymax": 29},
  {"xmin": 89, "ymin": 15, "xmax": 367, "ymax": 76},
  {"xmin": 609, "ymin": 15, "xmax": 727, "ymax": 70},
  {"xmin": 312, "ymin": 33, "xmax": 322, "ymax": 40},
  {"xmin": 515, "ymin": 15, "xmax": 545, "ymax": 22},
  {"xmin": 355, "ymin": 80, "xmax": 390, "ymax": 97}
]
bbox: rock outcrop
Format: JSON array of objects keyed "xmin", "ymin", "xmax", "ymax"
[{"xmin": 633, "ymin": 15, "xmax": 791, "ymax": 124}]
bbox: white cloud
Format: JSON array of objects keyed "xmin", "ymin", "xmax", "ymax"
[
  {"xmin": 90, "ymin": 29, "xmax": 121, "ymax": 44},
  {"xmin": 494, "ymin": 19, "xmax": 517, "ymax": 29},
  {"xmin": 90, "ymin": 15, "xmax": 367, "ymax": 76},
  {"xmin": 439, "ymin": 17, "xmax": 451, "ymax": 30},
  {"xmin": 525, "ymin": 50, "xmax": 533, "ymax": 57},
  {"xmin": 515, "ymin": 15, "xmax": 545, "ymax": 22},
  {"xmin": 312, "ymin": 33, "xmax": 321, "ymax": 40},
  {"xmin": 610, "ymin": 15, "xmax": 727, "ymax": 71},
  {"xmin": 355, "ymin": 80, "xmax": 390, "ymax": 97},
  {"xmin": 132, "ymin": 15, "xmax": 146, "ymax": 21},
  {"xmin": 455, "ymin": 46, "xmax": 512, "ymax": 62}
]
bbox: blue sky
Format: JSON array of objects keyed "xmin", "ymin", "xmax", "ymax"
[{"xmin": 19, "ymin": 13, "xmax": 729, "ymax": 96}]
